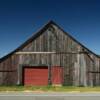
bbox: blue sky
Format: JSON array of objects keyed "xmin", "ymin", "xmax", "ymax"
[{"xmin": 0, "ymin": 0, "xmax": 100, "ymax": 57}]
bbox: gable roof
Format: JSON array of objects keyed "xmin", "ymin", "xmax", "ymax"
[{"xmin": 0, "ymin": 20, "xmax": 99, "ymax": 63}]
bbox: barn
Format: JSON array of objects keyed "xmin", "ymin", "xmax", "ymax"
[{"xmin": 0, "ymin": 21, "xmax": 100, "ymax": 86}]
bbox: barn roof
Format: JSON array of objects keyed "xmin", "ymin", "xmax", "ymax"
[{"xmin": 0, "ymin": 20, "xmax": 99, "ymax": 62}]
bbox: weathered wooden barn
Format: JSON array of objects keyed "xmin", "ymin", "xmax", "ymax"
[{"xmin": 0, "ymin": 21, "xmax": 100, "ymax": 86}]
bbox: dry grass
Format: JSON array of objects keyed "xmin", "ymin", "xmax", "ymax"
[{"xmin": 0, "ymin": 86, "xmax": 100, "ymax": 92}]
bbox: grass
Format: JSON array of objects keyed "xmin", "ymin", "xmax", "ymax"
[{"xmin": 0, "ymin": 86, "xmax": 100, "ymax": 92}]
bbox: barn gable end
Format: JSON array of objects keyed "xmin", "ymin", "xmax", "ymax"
[{"xmin": 0, "ymin": 21, "xmax": 100, "ymax": 86}]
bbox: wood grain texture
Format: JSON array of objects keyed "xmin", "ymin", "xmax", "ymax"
[{"xmin": 0, "ymin": 23, "xmax": 100, "ymax": 86}]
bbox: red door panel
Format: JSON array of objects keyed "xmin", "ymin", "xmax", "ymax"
[
  {"xmin": 24, "ymin": 67, "xmax": 48, "ymax": 86},
  {"xmin": 51, "ymin": 66, "xmax": 63, "ymax": 85}
]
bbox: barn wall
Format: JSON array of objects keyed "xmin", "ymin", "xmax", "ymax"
[
  {"xmin": 0, "ymin": 55, "xmax": 18, "ymax": 85},
  {"xmin": 0, "ymin": 23, "xmax": 100, "ymax": 86}
]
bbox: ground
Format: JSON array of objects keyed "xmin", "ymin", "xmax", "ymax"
[
  {"xmin": 0, "ymin": 86, "xmax": 100, "ymax": 100},
  {"xmin": 1, "ymin": 86, "xmax": 100, "ymax": 92},
  {"xmin": 0, "ymin": 92, "xmax": 100, "ymax": 100}
]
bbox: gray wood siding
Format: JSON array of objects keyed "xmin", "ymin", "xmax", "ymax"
[{"xmin": 0, "ymin": 23, "xmax": 100, "ymax": 86}]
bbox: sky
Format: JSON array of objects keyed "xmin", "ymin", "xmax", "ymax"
[{"xmin": 0, "ymin": 0, "xmax": 100, "ymax": 58}]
